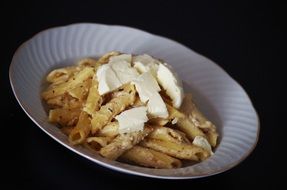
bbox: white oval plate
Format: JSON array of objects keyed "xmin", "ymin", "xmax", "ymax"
[{"xmin": 9, "ymin": 23, "xmax": 259, "ymax": 179}]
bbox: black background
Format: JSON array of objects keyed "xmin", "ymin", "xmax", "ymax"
[{"xmin": 2, "ymin": 0, "xmax": 283, "ymax": 189}]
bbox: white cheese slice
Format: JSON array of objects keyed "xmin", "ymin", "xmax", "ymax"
[
  {"xmin": 133, "ymin": 54, "xmax": 160, "ymax": 78},
  {"xmin": 133, "ymin": 55, "xmax": 184, "ymax": 108},
  {"xmin": 193, "ymin": 136, "xmax": 214, "ymax": 155},
  {"xmin": 132, "ymin": 71, "xmax": 160, "ymax": 102},
  {"xmin": 96, "ymin": 54, "xmax": 139, "ymax": 95},
  {"xmin": 132, "ymin": 72, "xmax": 168, "ymax": 118},
  {"xmin": 115, "ymin": 106, "xmax": 148, "ymax": 134},
  {"xmin": 157, "ymin": 63, "xmax": 184, "ymax": 108},
  {"xmin": 110, "ymin": 61, "xmax": 139, "ymax": 84},
  {"xmin": 147, "ymin": 92, "xmax": 169, "ymax": 118},
  {"xmin": 96, "ymin": 64, "xmax": 122, "ymax": 95}
]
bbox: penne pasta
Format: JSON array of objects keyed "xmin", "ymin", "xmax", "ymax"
[
  {"xmin": 46, "ymin": 95, "xmax": 65, "ymax": 108},
  {"xmin": 91, "ymin": 84, "xmax": 136, "ymax": 134},
  {"xmin": 166, "ymin": 104, "xmax": 185, "ymax": 120},
  {"xmin": 141, "ymin": 138, "xmax": 210, "ymax": 161},
  {"xmin": 148, "ymin": 118, "xmax": 169, "ymax": 126},
  {"xmin": 83, "ymin": 79, "xmax": 102, "ymax": 115},
  {"xmin": 85, "ymin": 136, "xmax": 114, "ymax": 151},
  {"xmin": 42, "ymin": 67, "xmax": 95, "ymax": 100},
  {"xmin": 148, "ymin": 126, "xmax": 191, "ymax": 144},
  {"xmin": 180, "ymin": 93, "xmax": 218, "ymax": 146},
  {"xmin": 206, "ymin": 130, "xmax": 218, "ymax": 147},
  {"xmin": 67, "ymin": 77, "xmax": 92, "ymax": 100},
  {"xmin": 60, "ymin": 126, "xmax": 74, "ymax": 136},
  {"xmin": 48, "ymin": 108, "xmax": 81, "ymax": 127},
  {"xmin": 177, "ymin": 117, "xmax": 207, "ymax": 140},
  {"xmin": 96, "ymin": 51, "xmax": 120, "ymax": 65},
  {"xmin": 147, "ymin": 104, "xmax": 184, "ymax": 126},
  {"xmin": 181, "ymin": 93, "xmax": 216, "ymax": 130},
  {"xmin": 69, "ymin": 111, "xmax": 91, "ymax": 145},
  {"xmin": 121, "ymin": 146, "xmax": 182, "ymax": 169},
  {"xmin": 100, "ymin": 126, "xmax": 153, "ymax": 160},
  {"xmin": 46, "ymin": 66, "xmax": 79, "ymax": 84},
  {"xmin": 77, "ymin": 58, "xmax": 100, "ymax": 68},
  {"xmin": 46, "ymin": 93, "xmax": 83, "ymax": 109},
  {"xmin": 97, "ymin": 121, "xmax": 119, "ymax": 138}
]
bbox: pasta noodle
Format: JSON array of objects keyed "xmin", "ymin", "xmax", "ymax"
[
  {"xmin": 83, "ymin": 79, "xmax": 102, "ymax": 115},
  {"xmin": 85, "ymin": 136, "xmax": 113, "ymax": 151},
  {"xmin": 97, "ymin": 122, "xmax": 119, "ymax": 138},
  {"xmin": 148, "ymin": 126, "xmax": 191, "ymax": 144},
  {"xmin": 100, "ymin": 126, "xmax": 153, "ymax": 160},
  {"xmin": 42, "ymin": 67, "xmax": 94, "ymax": 100},
  {"xmin": 180, "ymin": 93, "xmax": 218, "ymax": 146},
  {"xmin": 91, "ymin": 84, "xmax": 136, "ymax": 134},
  {"xmin": 141, "ymin": 138, "xmax": 210, "ymax": 161},
  {"xmin": 69, "ymin": 111, "xmax": 91, "ymax": 145},
  {"xmin": 48, "ymin": 108, "xmax": 81, "ymax": 127},
  {"xmin": 121, "ymin": 146, "xmax": 182, "ymax": 168}
]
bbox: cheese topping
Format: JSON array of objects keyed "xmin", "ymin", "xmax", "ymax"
[
  {"xmin": 133, "ymin": 54, "xmax": 184, "ymax": 108},
  {"xmin": 115, "ymin": 106, "xmax": 148, "ymax": 134},
  {"xmin": 97, "ymin": 53, "xmax": 183, "ymax": 128},
  {"xmin": 96, "ymin": 54, "xmax": 139, "ymax": 95},
  {"xmin": 133, "ymin": 54, "xmax": 160, "ymax": 78},
  {"xmin": 96, "ymin": 64, "xmax": 122, "ymax": 95},
  {"xmin": 157, "ymin": 63, "xmax": 184, "ymax": 108},
  {"xmin": 132, "ymin": 72, "xmax": 168, "ymax": 118}
]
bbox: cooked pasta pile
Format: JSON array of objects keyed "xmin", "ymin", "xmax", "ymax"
[{"xmin": 42, "ymin": 51, "xmax": 218, "ymax": 169}]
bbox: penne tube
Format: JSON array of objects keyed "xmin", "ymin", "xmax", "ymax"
[
  {"xmin": 148, "ymin": 126, "xmax": 191, "ymax": 144},
  {"xmin": 141, "ymin": 138, "xmax": 210, "ymax": 161},
  {"xmin": 67, "ymin": 77, "xmax": 92, "ymax": 100},
  {"xmin": 69, "ymin": 111, "xmax": 91, "ymax": 145},
  {"xmin": 166, "ymin": 104, "xmax": 185, "ymax": 120},
  {"xmin": 98, "ymin": 122, "xmax": 119, "ymax": 138},
  {"xmin": 46, "ymin": 94, "xmax": 83, "ymax": 109},
  {"xmin": 181, "ymin": 93, "xmax": 216, "ymax": 130},
  {"xmin": 77, "ymin": 58, "xmax": 100, "ymax": 68},
  {"xmin": 96, "ymin": 51, "xmax": 120, "ymax": 65},
  {"xmin": 100, "ymin": 126, "xmax": 153, "ymax": 160},
  {"xmin": 42, "ymin": 67, "xmax": 94, "ymax": 100},
  {"xmin": 91, "ymin": 84, "xmax": 136, "ymax": 134},
  {"xmin": 48, "ymin": 108, "xmax": 81, "ymax": 127},
  {"xmin": 83, "ymin": 79, "xmax": 102, "ymax": 115},
  {"xmin": 46, "ymin": 66, "xmax": 79, "ymax": 83},
  {"xmin": 84, "ymin": 136, "xmax": 113, "ymax": 151},
  {"xmin": 177, "ymin": 117, "xmax": 206, "ymax": 140},
  {"xmin": 147, "ymin": 104, "xmax": 184, "ymax": 126},
  {"xmin": 46, "ymin": 95, "xmax": 65, "ymax": 108},
  {"xmin": 206, "ymin": 130, "xmax": 218, "ymax": 147},
  {"xmin": 60, "ymin": 126, "xmax": 74, "ymax": 136},
  {"xmin": 148, "ymin": 118, "xmax": 169, "ymax": 126},
  {"xmin": 121, "ymin": 146, "xmax": 181, "ymax": 169},
  {"xmin": 180, "ymin": 93, "xmax": 218, "ymax": 146}
]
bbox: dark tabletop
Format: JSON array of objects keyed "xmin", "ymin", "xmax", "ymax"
[{"xmin": 2, "ymin": 1, "xmax": 283, "ymax": 189}]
